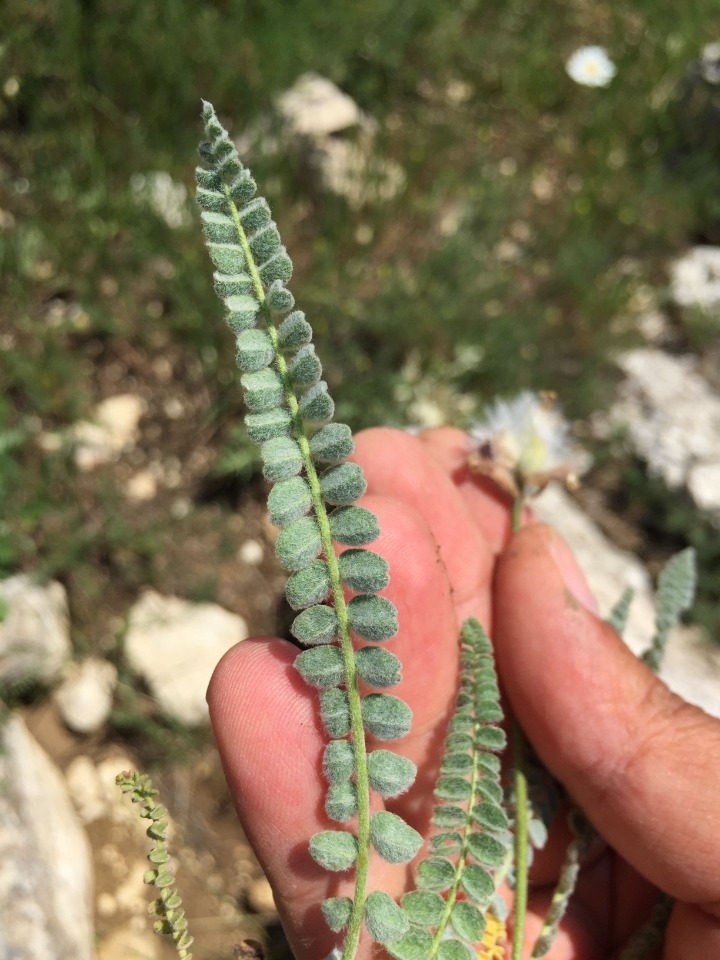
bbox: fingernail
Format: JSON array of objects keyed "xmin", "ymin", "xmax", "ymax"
[{"xmin": 548, "ymin": 530, "xmax": 599, "ymax": 614}]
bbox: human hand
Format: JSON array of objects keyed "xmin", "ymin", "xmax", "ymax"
[{"xmin": 208, "ymin": 427, "xmax": 720, "ymax": 959}]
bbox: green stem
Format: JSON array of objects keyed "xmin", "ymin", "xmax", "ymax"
[
  {"xmin": 510, "ymin": 497, "xmax": 528, "ymax": 960},
  {"xmin": 226, "ymin": 189, "xmax": 369, "ymax": 960}
]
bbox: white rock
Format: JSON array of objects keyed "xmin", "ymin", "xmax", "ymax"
[
  {"xmin": 244, "ymin": 73, "xmax": 404, "ymax": 208},
  {"xmin": 670, "ymin": 245, "xmax": 720, "ymax": 311},
  {"xmin": 0, "ymin": 715, "xmax": 94, "ymax": 960},
  {"xmin": 130, "ymin": 170, "xmax": 190, "ymax": 230},
  {"xmin": 607, "ymin": 348, "xmax": 720, "ymax": 513},
  {"xmin": 124, "ymin": 590, "xmax": 248, "ymax": 725},
  {"xmin": 72, "ymin": 394, "xmax": 145, "ymax": 471},
  {"xmin": 277, "ymin": 72, "xmax": 363, "ymax": 137},
  {"xmin": 54, "ymin": 657, "xmax": 117, "ymax": 734},
  {"xmin": 0, "ymin": 575, "xmax": 70, "ymax": 688},
  {"xmin": 534, "ymin": 485, "xmax": 720, "ymax": 718},
  {"xmin": 238, "ymin": 539, "xmax": 264, "ymax": 565},
  {"xmin": 65, "ymin": 755, "xmax": 109, "ymax": 824},
  {"xmin": 124, "ymin": 468, "xmax": 158, "ymax": 501}
]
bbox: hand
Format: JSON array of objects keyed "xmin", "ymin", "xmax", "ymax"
[{"xmin": 208, "ymin": 427, "xmax": 720, "ymax": 959}]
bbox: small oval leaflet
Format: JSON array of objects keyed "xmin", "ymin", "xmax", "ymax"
[
  {"xmin": 261, "ymin": 435, "xmax": 304, "ymax": 482},
  {"xmin": 362, "ymin": 694, "xmax": 412, "ymax": 741},
  {"xmin": 386, "ymin": 928, "xmax": 433, "ymax": 960},
  {"xmin": 355, "ymin": 646, "xmax": 402, "ymax": 688},
  {"xmin": 329, "ymin": 505, "xmax": 380, "ymax": 546},
  {"xmin": 434, "ymin": 776, "xmax": 472, "ymax": 802},
  {"xmin": 367, "ymin": 750, "xmax": 416, "ymax": 797},
  {"xmin": 309, "ymin": 830, "xmax": 358, "ymax": 872},
  {"xmin": 320, "ymin": 462, "xmax": 367, "ymax": 506},
  {"xmin": 441, "ymin": 753, "xmax": 474, "ymax": 775},
  {"xmin": 347, "ymin": 595, "xmax": 398, "ymax": 642},
  {"xmin": 339, "ymin": 549, "xmax": 390, "ymax": 594},
  {"xmin": 245, "ymin": 406, "xmax": 292, "ymax": 443},
  {"xmin": 467, "ymin": 832, "xmax": 508, "ymax": 868},
  {"xmin": 275, "ymin": 516, "xmax": 322, "ymax": 571},
  {"xmin": 321, "ymin": 897, "xmax": 352, "ymax": 933},
  {"xmin": 257, "ymin": 248, "xmax": 293, "ymax": 285},
  {"xmin": 323, "ymin": 739, "xmax": 354, "ymax": 783},
  {"xmin": 370, "ymin": 811, "xmax": 423, "ymax": 865},
  {"xmin": 241, "ymin": 367, "xmax": 285, "ymax": 413},
  {"xmin": 288, "ymin": 344, "xmax": 322, "ymax": 387},
  {"xmin": 295, "ymin": 645, "xmax": 344, "ymax": 688},
  {"xmin": 437, "ymin": 940, "xmax": 473, "ymax": 960},
  {"xmin": 309, "ymin": 422, "xmax": 355, "ymax": 463},
  {"xmin": 460, "ymin": 863, "xmax": 495, "ymax": 905},
  {"xmin": 286, "ymin": 560, "xmax": 331, "ymax": 610},
  {"xmin": 365, "ymin": 891, "xmax": 410, "ymax": 945},
  {"xmin": 265, "ymin": 278, "xmax": 295, "ymax": 314},
  {"xmin": 400, "ymin": 890, "xmax": 445, "ymax": 927},
  {"xmin": 450, "ymin": 901, "xmax": 486, "ymax": 944},
  {"xmin": 416, "ymin": 856, "xmax": 455, "ymax": 892},
  {"xmin": 236, "ymin": 328, "xmax": 275, "ymax": 372},
  {"xmin": 431, "ymin": 805, "xmax": 466, "ymax": 828},
  {"xmin": 249, "ymin": 222, "xmax": 282, "ymax": 262},
  {"xmin": 277, "ymin": 310, "xmax": 312, "ymax": 348},
  {"xmin": 474, "ymin": 726, "xmax": 507, "ymax": 752},
  {"xmin": 268, "ymin": 476, "xmax": 313, "ymax": 528},
  {"xmin": 291, "ymin": 605, "xmax": 339, "ymax": 646},
  {"xmin": 325, "ymin": 781, "xmax": 358, "ymax": 821},
  {"xmin": 320, "ymin": 688, "xmax": 351, "ymax": 738},
  {"xmin": 299, "ymin": 381, "xmax": 334, "ymax": 422},
  {"xmin": 471, "ymin": 802, "xmax": 509, "ymax": 834}
]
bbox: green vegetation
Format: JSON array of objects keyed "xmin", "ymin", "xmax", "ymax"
[{"xmin": 2, "ymin": 1, "xmax": 720, "ymax": 650}]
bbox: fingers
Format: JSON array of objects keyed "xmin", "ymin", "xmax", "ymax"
[
  {"xmin": 353, "ymin": 427, "xmax": 499, "ymax": 627},
  {"xmin": 493, "ymin": 523, "xmax": 720, "ymax": 914}
]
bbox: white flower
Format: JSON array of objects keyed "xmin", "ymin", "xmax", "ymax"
[
  {"xmin": 469, "ymin": 392, "xmax": 578, "ymax": 498},
  {"xmin": 565, "ymin": 46, "xmax": 616, "ymax": 88}
]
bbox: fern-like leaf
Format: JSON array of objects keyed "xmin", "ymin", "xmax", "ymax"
[
  {"xmin": 389, "ymin": 619, "xmax": 511, "ymax": 960},
  {"xmin": 642, "ymin": 548, "xmax": 696, "ymax": 672},
  {"xmin": 196, "ymin": 101, "xmax": 418, "ymax": 960},
  {"xmin": 116, "ymin": 771, "xmax": 194, "ymax": 960}
]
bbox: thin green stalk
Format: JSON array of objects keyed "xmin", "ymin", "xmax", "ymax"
[
  {"xmin": 226, "ymin": 188, "xmax": 370, "ymax": 960},
  {"xmin": 429, "ymin": 716, "xmax": 483, "ymax": 956},
  {"xmin": 510, "ymin": 497, "xmax": 528, "ymax": 960}
]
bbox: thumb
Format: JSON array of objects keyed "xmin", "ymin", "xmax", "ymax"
[{"xmin": 493, "ymin": 523, "xmax": 720, "ymax": 914}]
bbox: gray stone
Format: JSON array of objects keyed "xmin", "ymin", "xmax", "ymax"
[
  {"xmin": 0, "ymin": 715, "xmax": 94, "ymax": 960},
  {"xmin": 0, "ymin": 575, "xmax": 70, "ymax": 689},
  {"xmin": 54, "ymin": 657, "xmax": 118, "ymax": 734},
  {"xmin": 72, "ymin": 394, "xmax": 145, "ymax": 472},
  {"xmin": 124, "ymin": 590, "xmax": 249, "ymax": 725},
  {"xmin": 606, "ymin": 348, "xmax": 720, "ymax": 514}
]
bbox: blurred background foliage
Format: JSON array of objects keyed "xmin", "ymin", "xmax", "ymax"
[{"xmin": 2, "ymin": 0, "xmax": 720, "ymax": 635}]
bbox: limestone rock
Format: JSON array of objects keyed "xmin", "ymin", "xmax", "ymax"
[
  {"xmin": 54, "ymin": 657, "xmax": 118, "ymax": 734},
  {"xmin": 0, "ymin": 715, "xmax": 94, "ymax": 960},
  {"xmin": 670, "ymin": 245, "xmax": 720, "ymax": 311},
  {"xmin": 0, "ymin": 575, "xmax": 70, "ymax": 689},
  {"xmin": 607, "ymin": 348, "xmax": 720, "ymax": 514},
  {"xmin": 72, "ymin": 394, "xmax": 145, "ymax": 471},
  {"xmin": 240, "ymin": 73, "xmax": 404, "ymax": 208},
  {"xmin": 534, "ymin": 484, "xmax": 720, "ymax": 718},
  {"xmin": 124, "ymin": 590, "xmax": 248, "ymax": 725}
]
